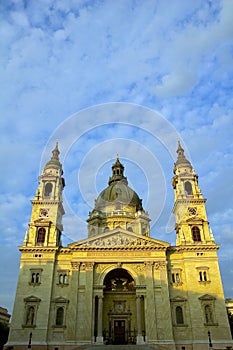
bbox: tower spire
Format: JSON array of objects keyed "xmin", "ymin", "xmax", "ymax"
[
  {"xmin": 45, "ymin": 141, "xmax": 62, "ymax": 171},
  {"xmin": 172, "ymin": 142, "xmax": 215, "ymax": 246},
  {"xmin": 174, "ymin": 140, "xmax": 192, "ymax": 171},
  {"xmin": 23, "ymin": 142, "xmax": 65, "ymax": 248}
]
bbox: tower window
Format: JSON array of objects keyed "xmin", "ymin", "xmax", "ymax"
[
  {"xmin": 197, "ymin": 267, "xmax": 210, "ymax": 283},
  {"xmin": 31, "ymin": 272, "xmax": 40, "ymax": 283},
  {"xmin": 57, "ymin": 270, "xmax": 69, "ymax": 285},
  {"xmin": 56, "ymin": 307, "xmax": 64, "ymax": 326},
  {"xmin": 199, "ymin": 270, "xmax": 208, "ymax": 282},
  {"xmin": 176, "ymin": 306, "xmax": 184, "ymax": 325},
  {"xmin": 59, "ymin": 273, "xmax": 68, "ymax": 285},
  {"xmin": 171, "ymin": 269, "xmax": 182, "ymax": 285},
  {"xmin": 30, "ymin": 268, "xmax": 42, "ymax": 285},
  {"xmin": 37, "ymin": 227, "xmax": 46, "ymax": 243},
  {"xmin": 192, "ymin": 226, "xmax": 201, "ymax": 242},
  {"xmin": 44, "ymin": 182, "xmax": 53, "ymax": 197},
  {"xmin": 184, "ymin": 181, "xmax": 192, "ymax": 195}
]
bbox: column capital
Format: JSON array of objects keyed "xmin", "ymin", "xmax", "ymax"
[
  {"xmin": 71, "ymin": 261, "xmax": 81, "ymax": 270},
  {"xmin": 136, "ymin": 294, "xmax": 142, "ymax": 299},
  {"xmin": 80, "ymin": 262, "xmax": 95, "ymax": 271}
]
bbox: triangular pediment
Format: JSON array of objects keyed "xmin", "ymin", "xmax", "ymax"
[
  {"xmin": 24, "ymin": 295, "xmax": 41, "ymax": 302},
  {"xmin": 170, "ymin": 296, "xmax": 187, "ymax": 302},
  {"xmin": 199, "ymin": 294, "xmax": 216, "ymax": 301},
  {"xmin": 69, "ymin": 228, "xmax": 170, "ymax": 250},
  {"xmin": 52, "ymin": 297, "xmax": 69, "ymax": 304}
]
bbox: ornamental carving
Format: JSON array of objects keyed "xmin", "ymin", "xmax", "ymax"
[
  {"xmin": 135, "ymin": 264, "xmax": 146, "ymax": 272},
  {"xmin": 143, "ymin": 261, "xmax": 167, "ymax": 270},
  {"xmin": 80, "ymin": 234, "xmax": 159, "ymax": 248},
  {"xmin": 71, "ymin": 262, "xmax": 80, "ymax": 270},
  {"xmin": 95, "ymin": 264, "xmax": 106, "ymax": 273},
  {"xmin": 154, "ymin": 261, "xmax": 167, "ymax": 270},
  {"xmin": 39, "ymin": 208, "xmax": 49, "ymax": 217},
  {"xmin": 188, "ymin": 207, "xmax": 197, "ymax": 216},
  {"xmin": 80, "ymin": 262, "xmax": 95, "ymax": 271}
]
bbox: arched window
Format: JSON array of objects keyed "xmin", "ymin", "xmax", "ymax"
[
  {"xmin": 31, "ymin": 273, "xmax": 36, "ymax": 283},
  {"xmin": 37, "ymin": 228, "xmax": 46, "ymax": 243},
  {"xmin": 203, "ymin": 271, "xmax": 207, "ymax": 282},
  {"xmin": 176, "ymin": 306, "xmax": 184, "ymax": 325},
  {"xmin": 205, "ymin": 305, "xmax": 213, "ymax": 324},
  {"xmin": 59, "ymin": 274, "xmax": 63, "ymax": 284},
  {"xmin": 104, "ymin": 227, "xmax": 109, "ymax": 232},
  {"xmin": 127, "ymin": 227, "xmax": 133, "ymax": 232},
  {"xmin": 44, "ymin": 182, "xmax": 53, "ymax": 197},
  {"xmin": 56, "ymin": 307, "xmax": 64, "ymax": 326},
  {"xmin": 184, "ymin": 181, "xmax": 192, "ymax": 195},
  {"xmin": 63, "ymin": 274, "xmax": 68, "ymax": 284},
  {"xmin": 26, "ymin": 306, "xmax": 35, "ymax": 326},
  {"xmin": 192, "ymin": 226, "xmax": 201, "ymax": 242},
  {"xmin": 175, "ymin": 273, "xmax": 180, "ymax": 283},
  {"xmin": 35, "ymin": 273, "xmax": 40, "ymax": 283}
]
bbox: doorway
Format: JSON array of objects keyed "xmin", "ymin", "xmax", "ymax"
[{"xmin": 114, "ymin": 320, "xmax": 126, "ymax": 344}]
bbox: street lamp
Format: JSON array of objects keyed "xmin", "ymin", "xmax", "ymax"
[
  {"xmin": 208, "ymin": 331, "xmax": 213, "ymax": 348},
  {"xmin": 28, "ymin": 332, "xmax": 32, "ymax": 350}
]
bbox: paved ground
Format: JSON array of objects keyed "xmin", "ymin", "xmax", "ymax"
[{"xmin": 85, "ymin": 346, "xmax": 155, "ymax": 350}]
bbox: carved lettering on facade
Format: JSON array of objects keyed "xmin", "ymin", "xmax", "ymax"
[{"xmin": 89, "ymin": 252, "xmax": 151, "ymax": 257}]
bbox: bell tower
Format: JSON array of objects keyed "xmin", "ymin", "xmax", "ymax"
[
  {"xmin": 172, "ymin": 141, "xmax": 215, "ymax": 246},
  {"xmin": 23, "ymin": 142, "xmax": 65, "ymax": 247}
]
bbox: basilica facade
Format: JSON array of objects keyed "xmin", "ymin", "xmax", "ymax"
[{"xmin": 7, "ymin": 142, "xmax": 232, "ymax": 350}]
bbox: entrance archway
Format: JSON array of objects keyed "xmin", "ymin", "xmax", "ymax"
[{"xmin": 102, "ymin": 268, "xmax": 137, "ymax": 344}]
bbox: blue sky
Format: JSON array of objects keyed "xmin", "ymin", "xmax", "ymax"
[{"xmin": 0, "ymin": 0, "xmax": 233, "ymax": 314}]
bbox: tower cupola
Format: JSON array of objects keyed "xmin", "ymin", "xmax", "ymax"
[{"xmin": 108, "ymin": 155, "xmax": 128, "ymax": 185}]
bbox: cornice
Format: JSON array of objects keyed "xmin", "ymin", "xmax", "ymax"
[
  {"xmin": 168, "ymin": 244, "xmax": 220, "ymax": 253},
  {"xmin": 19, "ymin": 246, "xmax": 59, "ymax": 253},
  {"xmin": 69, "ymin": 245, "xmax": 167, "ymax": 252},
  {"xmin": 173, "ymin": 198, "xmax": 206, "ymax": 212},
  {"xmin": 31, "ymin": 200, "xmax": 64, "ymax": 207}
]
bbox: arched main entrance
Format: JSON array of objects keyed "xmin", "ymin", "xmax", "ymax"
[{"xmin": 95, "ymin": 268, "xmax": 145, "ymax": 344}]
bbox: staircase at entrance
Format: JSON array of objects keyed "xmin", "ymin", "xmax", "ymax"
[{"xmin": 85, "ymin": 345, "xmax": 156, "ymax": 350}]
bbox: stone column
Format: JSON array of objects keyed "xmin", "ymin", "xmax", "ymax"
[
  {"xmin": 96, "ymin": 296, "xmax": 104, "ymax": 344},
  {"xmin": 67, "ymin": 262, "xmax": 80, "ymax": 341},
  {"xmin": 136, "ymin": 295, "xmax": 144, "ymax": 344}
]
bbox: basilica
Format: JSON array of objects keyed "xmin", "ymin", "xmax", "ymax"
[{"xmin": 7, "ymin": 142, "xmax": 232, "ymax": 350}]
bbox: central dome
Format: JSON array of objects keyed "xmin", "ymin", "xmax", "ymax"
[
  {"xmin": 96, "ymin": 180, "xmax": 143, "ymax": 210},
  {"xmin": 87, "ymin": 156, "xmax": 150, "ymax": 238},
  {"xmin": 95, "ymin": 157, "xmax": 143, "ymax": 211}
]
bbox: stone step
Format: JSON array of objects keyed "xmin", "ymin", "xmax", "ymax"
[{"xmin": 84, "ymin": 345, "xmax": 156, "ymax": 350}]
